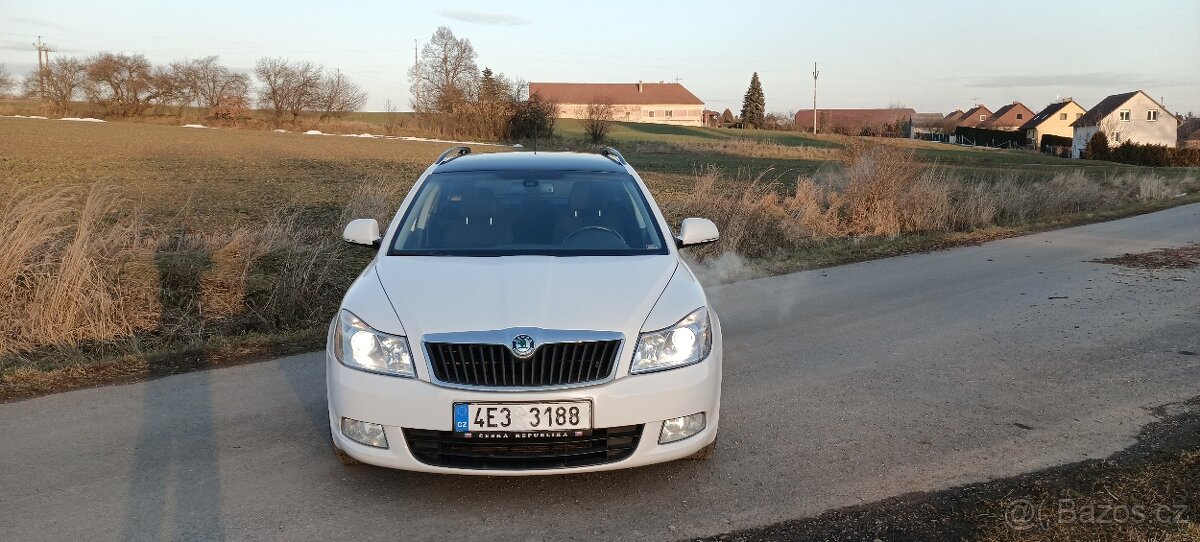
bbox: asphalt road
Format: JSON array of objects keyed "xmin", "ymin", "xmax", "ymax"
[{"xmin": 3, "ymin": 204, "xmax": 1198, "ymax": 542}]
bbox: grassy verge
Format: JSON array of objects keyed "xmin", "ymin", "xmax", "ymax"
[
  {"xmin": 756, "ymin": 194, "xmax": 1200, "ymax": 276},
  {"xmin": 0, "ymin": 328, "xmax": 323, "ymax": 402},
  {"xmin": 1, "ymin": 117, "xmax": 1198, "ymax": 401}
]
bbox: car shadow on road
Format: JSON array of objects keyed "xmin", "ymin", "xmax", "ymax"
[{"xmin": 121, "ymin": 240, "xmax": 225, "ymax": 541}]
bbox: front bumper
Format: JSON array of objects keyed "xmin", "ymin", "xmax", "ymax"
[{"xmin": 326, "ymin": 334, "xmax": 722, "ymax": 475}]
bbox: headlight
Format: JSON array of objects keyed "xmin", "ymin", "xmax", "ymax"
[
  {"xmin": 333, "ymin": 310, "xmax": 415, "ymax": 377},
  {"xmin": 631, "ymin": 308, "xmax": 711, "ymax": 374}
]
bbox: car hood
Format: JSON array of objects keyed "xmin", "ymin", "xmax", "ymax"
[{"xmin": 373, "ymin": 255, "xmax": 679, "ymax": 340}]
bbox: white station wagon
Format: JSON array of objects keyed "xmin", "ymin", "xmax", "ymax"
[{"xmin": 328, "ymin": 146, "xmax": 722, "ymax": 474}]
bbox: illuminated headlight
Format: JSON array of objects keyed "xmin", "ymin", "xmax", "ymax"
[
  {"xmin": 631, "ymin": 308, "xmax": 711, "ymax": 374},
  {"xmin": 659, "ymin": 412, "xmax": 706, "ymax": 444},
  {"xmin": 340, "ymin": 417, "xmax": 389, "ymax": 448},
  {"xmin": 333, "ymin": 310, "xmax": 415, "ymax": 377}
]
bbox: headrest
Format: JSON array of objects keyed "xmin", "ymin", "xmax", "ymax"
[
  {"xmin": 567, "ymin": 181, "xmax": 621, "ymax": 211},
  {"xmin": 459, "ymin": 186, "xmax": 497, "ymax": 218}
]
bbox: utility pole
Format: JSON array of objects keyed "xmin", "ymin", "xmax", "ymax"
[
  {"xmin": 812, "ymin": 62, "xmax": 819, "ymax": 134},
  {"xmin": 33, "ymin": 36, "xmax": 54, "ymax": 101}
]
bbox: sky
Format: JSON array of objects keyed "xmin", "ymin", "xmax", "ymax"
[{"xmin": 2, "ymin": 0, "xmax": 1198, "ymax": 115}]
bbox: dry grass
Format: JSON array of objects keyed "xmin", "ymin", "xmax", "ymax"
[
  {"xmin": 667, "ymin": 142, "xmax": 1200, "ymax": 260},
  {"xmin": 0, "ymin": 181, "xmax": 382, "ymax": 378},
  {"xmin": 611, "ymin": 137, "xmax": 839, "ymax": 163},
  {"xmin": 0, "ymin": 186, "xmax": 158, "ymax": 359},
  {"xmin": 672, "ymin": 138, "xmax": 841, "ymax": 161}
]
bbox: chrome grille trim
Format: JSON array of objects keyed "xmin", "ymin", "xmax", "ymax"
[{"xmin": 421, "ymin": 328, "xmax": 624, "ymax": 391}]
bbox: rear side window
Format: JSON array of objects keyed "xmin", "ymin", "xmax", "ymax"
[{"xmin": 389, "ymin": 171, "xmax": 669, "ymax": 256}]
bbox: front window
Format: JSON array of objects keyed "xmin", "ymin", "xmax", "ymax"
[
  {"xmin": 389, "ymin": 171, "xmax": 669, "ymax": 256},
  {"xmin": 1119, "ymin": 109, "xmax": 1131, "ymax": 121},
  {"xmin": 1147, "ymin": 109, "xmax": 1159, "ymax": 121},
  {"xmin": 1059, "ymin": 113, "xmax": 1068, "ymax": 120}
]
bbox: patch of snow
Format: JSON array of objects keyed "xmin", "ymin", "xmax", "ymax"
[
  {"xmin": 2, "ymin": 114, "xmax": 49, "ymax": 119},
  {"xmin": 388, "ymin": 135, "xmax": 519, "ymax": 148},
  {"xmin": 182, "ymin": 124, "xmax": 207, "ymax": 128},
  {"xmin": 273, "ymin": 129, "xmax": 288, "ymax": 133},
  {"xmin": 60, "ymin": 117, "xmax": 106, "ymax": 123},
  {"xmin": 303, "ymin": 129, "xmax": 325, "ymax": 135}
]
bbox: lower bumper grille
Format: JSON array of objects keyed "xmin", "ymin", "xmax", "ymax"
[{"xmin": 402, "ymin": 425, "xmax": 643, "ymax": 470}]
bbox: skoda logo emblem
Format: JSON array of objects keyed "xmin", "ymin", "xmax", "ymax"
[{"xmin": 511, "ymin": 334, "xmax": 536, "ymax": 358}]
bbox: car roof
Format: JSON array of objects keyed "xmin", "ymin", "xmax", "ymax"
[{"xmin": 431, "ymin": 151, "xmax": 629, "ymax": 174}]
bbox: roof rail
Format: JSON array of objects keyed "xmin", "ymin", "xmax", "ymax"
[
  {"xmin": 435, "ymin": 146, "xmax": 471, "ymax": 165},
  {"xmin": 599, "ymin": 147, "xmax": 626, "ymax": 165}
]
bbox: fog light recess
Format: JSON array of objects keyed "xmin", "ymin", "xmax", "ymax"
[
  {"xmin": 659, "ymin": 412, "xmax": 706, "ymax": 444},
  {"xmin": 341, "ymin": 417, "xmax": 389, "ymax": 449}
]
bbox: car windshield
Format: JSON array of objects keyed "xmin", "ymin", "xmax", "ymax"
[{"xmin": 389, "ymin": 170, "xmax": 669, "ymax": 256}]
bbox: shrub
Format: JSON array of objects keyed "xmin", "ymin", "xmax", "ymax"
[
  {"xmin": 1083, "ymin": 131, "xmax": 1110, "ymax": 160},
  {"xmin": 1107, "ymin": 141, "xmax": 1200, "ymax": 167},
  {"xmin": 507, "ymin": 92, "xmax": 557, "ymax": 141}
]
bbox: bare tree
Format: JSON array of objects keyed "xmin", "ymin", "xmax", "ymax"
[
  {"xmin": 0, "ymin": 65, "xmax": 13, "ymax": 97},
  {"xmin": 282, "ymin": 61, "xmax": 322, "ymax": 122},
  {"xmin": 409, "ymin": 27, "xmax": 478, "ymax": 113},
  {"xmin": 175, "ymin": 56, "xmax": 248, "ymax": 110},
  {"xmin": 84, "ymin": 53, "xmax": 161, "ymax": 116},
  {"xmin": 29, "ymin": 58, "xmax": 87, "ymax": 115},
  {"xmin": 150, "ymin": 64, "xmax": 195, "ymax": 115},
  {"xmin": 382, "ymin": 98, "xmax": 402, "ymax": 135},
  {"xmin": 316, "ymin": 69, "xmax": 367, "ymax": 119},
  {"xmin": 773, "ymin": 109, "xmax": 797, "ymax": 131},
  {"xmin": 254, "ymin": 57, "xmax": 290, "ymax": 123},
  {"xmin": 582, "ymin": 97, "xmax": 615, "ymax": 143}
]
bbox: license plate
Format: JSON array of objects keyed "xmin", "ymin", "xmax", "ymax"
[{"xmin": 453, "ymin": 401, "xmax": 592, "ymax": 432}]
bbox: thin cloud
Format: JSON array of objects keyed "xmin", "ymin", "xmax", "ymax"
[
  {"xmin": 0, "ymin": 15, "xmax": 66, "ymax": 29},
  {"xmin": 0, "ymin": 40, "xmax": 85, "ymax": 54},
  {"xmin": 439, "ymin": 9, "xmax": 530, "ymax": 26},
  {"xmin": 966, "ymin": 72, "xmax": 1193, "ymax": 89}
]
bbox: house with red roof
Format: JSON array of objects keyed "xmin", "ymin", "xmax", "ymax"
[
  {"xmin": 529, "ymin": 81, "xmax": 705, "ymax": 126},
  {"xmin": 979, "ymin": 102, "xmax": 1035, "ymax": 131}
]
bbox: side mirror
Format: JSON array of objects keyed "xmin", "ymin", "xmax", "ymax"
[
  {"xmin": 342, "ymin": 218, "xmax": 381, "ymax": 248},
  {"xmin": 676, "ymin": 217, "xmax": 719, "ymax": 248}
]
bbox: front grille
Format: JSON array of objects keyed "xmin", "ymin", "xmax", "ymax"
[
  {"xmin": 403, "ymin": 425, "xmax": 642, "ymax": 470},
  {"xmin": 425, "ymin": 340, "xmax": 622, "ymax": 388}
]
